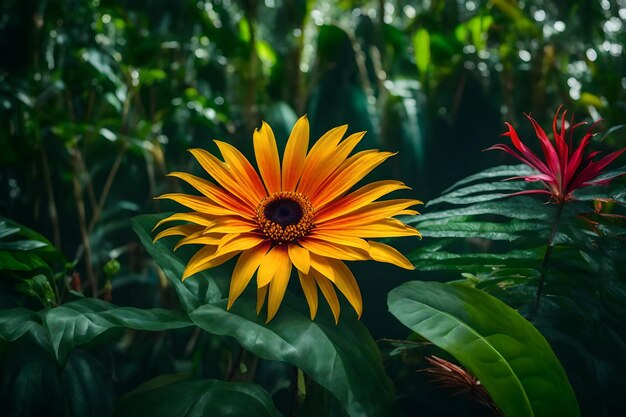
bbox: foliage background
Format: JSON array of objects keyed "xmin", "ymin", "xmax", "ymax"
[{"xmin": 1, "ymin": 0, "xmax": 625, "ymax": 416}]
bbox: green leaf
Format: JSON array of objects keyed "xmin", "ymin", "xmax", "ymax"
[
  {"xmin": 190, "ymin": 299, "xmax": 393, "ymax": 417},
  {"xmin": 0, "ymin": 307, "xmax": 50, "ymax": 350},
  {"xmin": 15, "ymin": 274, "xmax": 57, "ymax": 307},
  {"xmin": 466, "ymin": 15, "xmax": 493, "ymax": 51},
  {"xmin": 413, "ymin": 29, "xmax": 430, "ymax": 76},
  {"xmin": 113, "ymin": 375, "xmax": 276, "ymax": 417},
  {"xmin": 0, "ymin": 239, "xmax": 49, "ymax": 250},
  {"xmin": 573, "ymin": 180, "xmax": 626, "ymax": 203},
  {"xmin": 598, "ymin": 125, "xmax": 626, "ymax": 142},
  {"xmin": 0, "ymin": 216, "xmax": 65, "ymax": 264},
  {"xmin": 409, "ymin": 248, "xmax": 543, "ymax": 272},
  {"xmin": 0, "ymin": 250, "xmax": 50, "ymax": 274},
  {"xmin": 256, "ymin": 39, "xmax": 277, "ymax": 72},
  {"xmin": 1, "ymin": 348, "xmax": 114, "ymax": 417},
  {"xmin": 132, "ymin": 214, "xmax": 395, "ymax": 417},
  {"xmin": 578, "ymin": 92, "xmax": 603, "ymax": 108},
  {"xmin": 407, "ymin": 197, "xmax": 553, "ymax": 224},
  {"xmin": 418, "ymin": 219, "xmax": 546, "ymax": 241},
  {"xmin": 132, "ymin": 214, "xmax": 223, "ymax": 313},
  {"xmin": 429, "ymin": 181, "xmax": 532, "ymax": 206},
  {"xmin": 388, "ymin": 281, "xmax": 580, "ymax": 417},
  {"xmin": 42, "ymin": 298, "xmax": 192, "ymax": 364},
  {"xmin": 441, "ymin": 165, "xmax": 536, "ymax": 194},
  {"xmin": 0, "ymin": 222, "xmax": 20, "ymax": 239},
  {"xmin": 239, "ymin": 18, "xmax": 251, "ymax": 43},
  {"xmin": 1, "ymin": 300, "xmax": 193, "ymax": 365},
  {"xmin": 492, "ymin": 0, "xmax": 539, "ymax": 34}
]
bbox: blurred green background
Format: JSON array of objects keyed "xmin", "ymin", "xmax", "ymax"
[{"xmin": 1, "ymin": 0, "xmax": 625, "ymax": 416}]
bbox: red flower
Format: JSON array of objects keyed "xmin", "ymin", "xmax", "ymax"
[{"xmin": 488, "ymin": 108, "xmax": 625, "ymax": 204}]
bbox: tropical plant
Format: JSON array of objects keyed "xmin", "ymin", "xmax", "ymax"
[
  {"xmin": 1, "ymin": 0, "xmax": 626, "ymax": 416},
  {"xmin": 401, "ymin": 160, "xmax": 626, "ymax": 415}
]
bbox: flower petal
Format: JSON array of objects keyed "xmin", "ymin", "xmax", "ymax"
[
  {"xmin": 307, "ymin": 230, "xmax": 370, "ymax": 251},
  {"xmin": 153, "ymin": 212, "xmax": 214, "ymax": 230},
  {"xmin": 311, "ymin": 151, "xmax": 396, "ymax": 208},
  {"xmin": 300, "ymin": 237, "xmax": 370, "ymax": 261},
  {"xmin": 315, "ymin": 180, "xmax": 410, "ymax": 223},
  {"xmin": 228, "ymin": 241, "xmax": 271, "ymax": 309},
  {"xmin": 156, "ymin": 193, "xmax": 245, "ymax": 216},
  {"xmin": 571, "ymin": 148, "xmax": 626, "ymax": 190},
  {"xmin": 299, "ymin": 131, "xmax": 365, "ymax": 196},
  {"xmin": 395, "ymin": 209, "xmax": 420, "ymax": 216},
  {"xmin": 565, "ymin": 122, "xmax": 601, "ymax": 188},
  {"xmin": 153, "ymin": 224, "xmax": 203, "ymax": 242},
  {"xmin": 189, "ymin": 148, "xmax": 259, "ymax": 208},
  {"xmin": 203, "ymin": 216, "xmax": 258, "ymax": 234},
  {"xmin": 311, "ymin": 269, "xmax": 340, "ymax": 324},
  {"xmin": 499, "ymin": 122, "xmax": 551, "ymax": 175},
  {"xmin": 282, "ymin": 115, "xmax": 310, "ymax": 191},
  {"xmin": 297, "ymin": 125, "xmax": 348, "ymax": 196},
  {"xmin": 327, "ymin": 259, "xmax": 362, "ymax": 318},
  {"xmin": 368, "ymin": 241, "xmax": 414, "ymax": 270},
  {"xmin": 216, "ymin": 233, "xmax": 265, "ymax": 253},
  {"xmin": 257, "ymin": 284, "xmax": 268, "ymax": 315},
  {"xmin": 298, "ymin": 271, "xmax": 318, "ymax": 320},
  {"xmin": 167, "ymin": 172, "xmax": 252, "ymax": 215},
  {"xmin": 317, "ymin": 218, "xmax": 421, "ymax": 238},
  {"xmin": 182, "ymin": 246, "xmax": 239, "ymax": 280},
  {"xmin": 214, "ymin": 140, "xmax": 267, "ymax": 200},
  {"xmin": 507, "ymin": 189, "xmax": 553, "ymax": 198},
  {"xmin": 288, "ymin": 243, "xmax": 311, "ymax": 274},
  {"xmin": 552, "ymin": 107, "xmax": 569, "ymax": 168},
  {"xmin": 308, "ymin": 252, "xmax": 335, "ymax": 281},
  {"xmin": 266, "ymin": 250, "xmax": 292, "ymax": 322},
  {"xmin": 254, "ymin": 122, "xmax": 281, "ymax": 194},
  {"xmin": 174, "ymin": 232, "xmax": 224, "ymax": 249},
  {"xmin": 257, "ymin": 245, "xmax": 290, "ymax": 287},
  {"xmin": 525, "ymin": 114, "xmax": 562, "ymax": 181},
  {"xmin": 322, "ymin": 199, "xmax": 422, "ymax": 227}
]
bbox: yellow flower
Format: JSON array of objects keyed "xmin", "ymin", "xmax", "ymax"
[{"xmin": 154, "ymin": 116, "xmax": 422, "ymax": 322}]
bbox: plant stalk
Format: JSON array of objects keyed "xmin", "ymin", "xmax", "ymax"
[
  {"xmin": 40, "ymin": 150, "xmax": 61, "ymax": 250},
  {"xmin": 288, "ymin": 366, "xmax": 299, "ymax": 417},
  {"xmin": 72, "ymin": 151, "xmax": 98, "ymax": 297},
  {"xmin": 533, "ymin": 201, "xmax": 565, "ymax": 314},
  {"xmin": 87, "ymin": 147, "xmax": 126, "ymax": 234},
  {"xmin": 227, "ymin": 348, "xmax": 244, "ymax": 381}
]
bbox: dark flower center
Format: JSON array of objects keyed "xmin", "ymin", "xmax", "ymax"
[
  {"xmin": 256, "ymin": 192, "xmax": 314, "ymax": 244},
  {"xmin": 264, "ymin": 198, "xmax": 303, "ymax": 227}
]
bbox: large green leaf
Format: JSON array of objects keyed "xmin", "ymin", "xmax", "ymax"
[
  {"xmin": 428, "ymin": 181, "xmax": 531, "ymax": 206},
  {"xmin": 113, "ymin": 375, "xmax": 276, "ymax": 417},
  {"xmin": 132, "ymin": 214, "xmax": 230, "ymax": 313},
  {"xmin": 440, "ymin": 165, "xmax": 537, "ymax": 194},
  {"xmin": 133, "ymin": 214, "xmax": 395, "ymax": 417},
  {"xmin": 0, "ymin": 307, "xmax": 50, "ymax": 350},
  {"xmin": 418, "ymin": 219, "xmax": 546, "ymax": 241},
  {"xmin": 0, "ymin": 298, "xmax": 193, "ymax": 364},
  {"xmin": 406, "ymin": 197, "xmax": 553, "ymax": 224},
  {"xmin": 1, "ymin": 348, "xmax": 114, "ymax": 417},
  {"xmin": 0, "ymin": 216, "xmax": 65, "ymax": 264},
  {"xmin": 0, "ymin": 250, "xmax": 50, "ymax": 274},
  {"xmin": 388, "ymin": 281, "xmax": 579, "ymax": 417},
  {"xmin": 409, "ymin": 248, "xmax": 543, "ymax": 272},
  {"xmin": 42, "ymin": 298, "xmax": 192, "ymax": 364},
  {"xmin": 190, "ymin": 299, "xmax": 391, "ymax": 417}
]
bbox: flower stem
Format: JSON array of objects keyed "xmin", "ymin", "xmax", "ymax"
[
  {"xmin": 533, "ymin": 201, "xmax": 565, "ymax": 314},
  {"xmin": 227, "ymin": 347, "xmax": 244, "ymax": 381},
  {"xmin": 72, "ymin": 151, "xmax": 97, "ymax": 298},
  {"xmin": 288, "ymin": 366, "xmax": 300, "ymax": 417}
]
